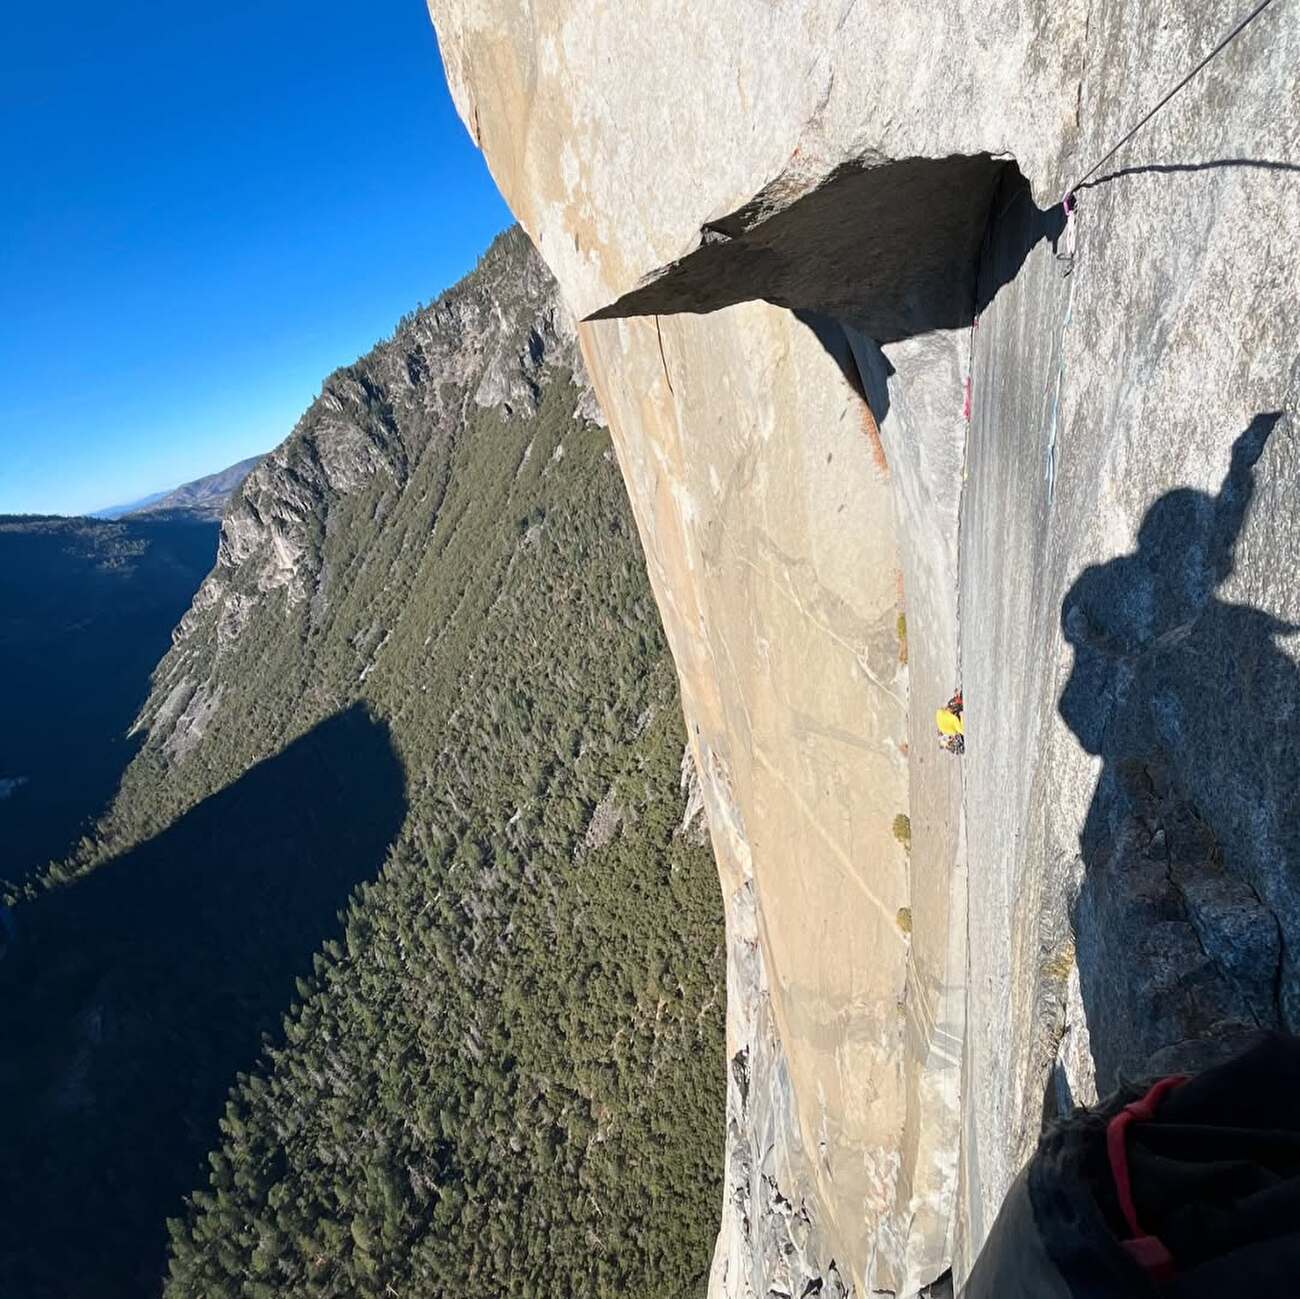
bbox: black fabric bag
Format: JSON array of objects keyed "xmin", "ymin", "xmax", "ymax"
[{"xmin": 963, "ymin": 1034, "xmax": 1300, "ymax": 1297}]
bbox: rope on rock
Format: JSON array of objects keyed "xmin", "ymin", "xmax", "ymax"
[
  {"xmin": 965, "ymin": 0, "xmax": 1282, "ymax": 450},
  {"xmin": 1065, "ymin": 0, "xmax": 1284, "ymax": 200}
]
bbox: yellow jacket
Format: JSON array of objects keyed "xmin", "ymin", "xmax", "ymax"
[{"xmin": 935, "ymin": 707, "xmax": 964, "ymax": 737}]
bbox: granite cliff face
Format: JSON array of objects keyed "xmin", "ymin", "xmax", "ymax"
[{"xmin": 426, "ymin": 3, "xmax": 1300, "ymax": 1294}]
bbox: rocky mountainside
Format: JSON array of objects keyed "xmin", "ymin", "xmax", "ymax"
[
  {"xmin": 0, "ymin": 514, "xmax": 217, "ymax": 888},
  {"xmin": 128, "ymin": 455, "xmax": 265, "ymax": 523},
  {"xmin": 1, "ymin": 229, "xmax": 725, "ymax": 1298},
  {"xmin": 425, "ymin": 4, "xmax": 1300, "ymax": 1295}
]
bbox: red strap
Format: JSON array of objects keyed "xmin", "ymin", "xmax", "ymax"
[{"xmin": 1106, "ymin": 1074, "xmax": 1188, "ymax": 1284}]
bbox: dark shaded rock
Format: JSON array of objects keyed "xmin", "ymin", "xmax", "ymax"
[
  {"xmin": 1074, "ymin": 765, "xmax": 1280, "ymax": 1093},
  {"xmin": 1175, "ymin": 864, "xmax": 1281, "ymax": 1028},
  {"xmin": 590, "ymin": 156, "xmax": 1056, "ymax": 346}
]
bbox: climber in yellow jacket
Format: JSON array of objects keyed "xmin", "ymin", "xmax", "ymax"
[
  {"xmin": 935, "ymin": 705, "xmax": 963, "ymax": 736},
  {"xmin": 936, "ymin": 691, "xmax": 964, "ymax": 753}
]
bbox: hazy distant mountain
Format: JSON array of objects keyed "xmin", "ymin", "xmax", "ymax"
[
  {"xmin": 128, "ymin": 455, "xmax": 264, "ymax": 521},
  {"xmin": 93, "ymin": 455, "xmax": 264, "ymax": 523},
  {"xmin": 92, "ymin": 489, "xmax": 169, "ymax": 520}
]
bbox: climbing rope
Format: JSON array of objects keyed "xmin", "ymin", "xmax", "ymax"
[
  {"xmin": 1065, "ymin": 0, "xmax": 1284, "ymax": 199},
  {"xmin": 966, "ymin": 0, "xmax": 1283, "ymax": 460}
]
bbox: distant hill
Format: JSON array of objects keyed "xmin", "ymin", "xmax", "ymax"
[
  {"xmin": 92, "ymin": 490, "xmax": 169, "ymax": 520},
  {"xmin": 93, "ymin": 455, "xmax": 263, "ymax": 523},
  {"xmin": 128, "ymin": 455, "xmax": 264, "ymax": 522},
  {"xmin": 0, "ymin": 514, "xmax": 218, "ymax": 888}
]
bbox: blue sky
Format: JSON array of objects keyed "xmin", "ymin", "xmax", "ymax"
[{"xmin": 0, "ymin": 0, "xmax": 511, "ymax": 516}]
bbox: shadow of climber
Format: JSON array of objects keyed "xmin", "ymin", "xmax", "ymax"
[{"xmin": 1057, "ymin": 412, "xmax": 1299, "ymax": 1093}]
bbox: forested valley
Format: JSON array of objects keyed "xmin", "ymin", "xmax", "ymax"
[
  {"xmin": 0, "ymin": 515, "xmax": 218, "ymax": 889},
  {"xmin": 0, "ymin": 230, "xmax": 726, "ymax": 1299}
]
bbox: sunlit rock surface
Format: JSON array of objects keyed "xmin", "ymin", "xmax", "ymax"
[{"xmin": 426, "ymin": 1, "xmax": 1300, "ymax": 1292}]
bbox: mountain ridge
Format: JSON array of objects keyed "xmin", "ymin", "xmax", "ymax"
[
  {"xmin": 93, "ymin": 455, "xmax": 264, "ymax": 524},
  {"xmin": 127, "ymin": 455, "xmax": 265, "ymax": 523}
]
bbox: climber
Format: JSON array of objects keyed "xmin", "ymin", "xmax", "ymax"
[{"xmin": 936, "ymin": 691, "xmax": 964, "ymax": 753}]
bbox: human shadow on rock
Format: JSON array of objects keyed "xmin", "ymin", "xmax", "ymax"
[
  {"xmin": 1057, "ymin": 412, "xmax": 1296, "ymax": 1100},
  {"xmin": 0, "ymin": 703, "xmax": 406, "ymax": 1299}
]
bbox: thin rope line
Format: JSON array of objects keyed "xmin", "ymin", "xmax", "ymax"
[{"xmin": 1066, "ymin": 0, "xmax": 1283, "ymax": 198}]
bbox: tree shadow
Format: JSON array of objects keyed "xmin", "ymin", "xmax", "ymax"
[
  {"xmin": 1058, "ymin": 412, "xmax": 1297, "ymax": 1094},
  {"xmin": 0, "ymin": 703, "xmax": 407, "ymax": 1298}
]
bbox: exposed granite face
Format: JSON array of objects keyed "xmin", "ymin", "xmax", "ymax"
[
  {"xmin": 426, "ymin": 1, "xmax": 1300, "ymax": 1293},
  {"xmin": 581, "ymin": 306, "xmax": 917, "ymax": 1294},
  {"xmin": 959, "ymin": 85, "xmax": 1300, "ymax": 1261},
  {"xmin": 429, "ymin": 0, "xmax": 1086, "ymax": 321}
]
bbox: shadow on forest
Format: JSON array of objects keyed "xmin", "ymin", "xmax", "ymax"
[
  {"xmin": 0, "ymin": 518, "xmax": 219, "ymax": 889},
  {"xmin": 0, "ymin": 703, "xmax": 406, "ymax": 1299},
  {"xmin": 1056, "ymin": 413, "xmax": 1296, "ymax": 1098}
]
